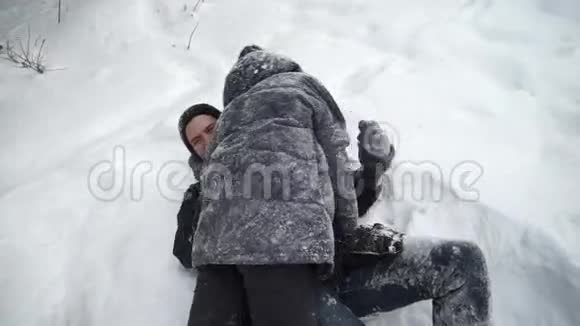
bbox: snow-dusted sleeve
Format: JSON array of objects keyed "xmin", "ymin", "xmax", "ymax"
[{"xmin": 173, "ymin": 183, "xmax": 201, "ymax": 269}]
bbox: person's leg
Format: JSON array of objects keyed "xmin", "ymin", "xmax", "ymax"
[
  {"xmin": 187, "ymin": 265, "xmax": 250, "ymax": 326},
  {"xmin": 318, "ymin": 286, "xmax": 365, "ymax": 326},
  {"xmin": 338, "ymin": 237, "xmax": 491, "ymax": 326},
  {"xmin": 238, "ymin": 265, "xmax": 318, "ymax": 326}
]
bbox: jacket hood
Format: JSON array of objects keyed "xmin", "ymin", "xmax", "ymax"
[{"xmin": 223, "ymin": 45, "xmax": 303, "ymax": 107}]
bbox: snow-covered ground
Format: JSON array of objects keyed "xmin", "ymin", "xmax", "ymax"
[{"xmin": 1, "ymin": 0, "xmax": 579, "ymax": 325}]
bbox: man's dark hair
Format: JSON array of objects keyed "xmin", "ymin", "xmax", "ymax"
[{"xmin": 178, "ymin": 103, "xmax": 221, "ymax": 154}]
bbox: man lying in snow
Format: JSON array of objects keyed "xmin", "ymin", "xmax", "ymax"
[{"xmin": 174, "ymin": 46, "xmax": 492, "ymax": 326}]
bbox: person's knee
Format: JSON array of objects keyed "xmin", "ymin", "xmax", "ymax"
[
  {"xmin": 432, "ymin": 240, "xmax": 487, "ymax": 280},
  {"xmin": 455, "ymin": 241, "xmax": 486, "ymax": 274}
]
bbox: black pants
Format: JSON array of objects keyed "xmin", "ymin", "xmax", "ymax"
[
  {"xmin": 187, "ymin": 265, "xmax": 319, "ymax": 326},
  {"xmin": 332, "ymin": 238, "xmax": 491, "ymax": 326}
]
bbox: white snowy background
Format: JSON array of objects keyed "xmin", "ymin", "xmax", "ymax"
[{"xmin": 1, "ymin": 0, "xmax": 579, "ymax": 325}]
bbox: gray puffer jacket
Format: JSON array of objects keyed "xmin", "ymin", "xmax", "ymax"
[{"xmin": 191, "ymin": 46, "xmax": 358, "ymax": 269}]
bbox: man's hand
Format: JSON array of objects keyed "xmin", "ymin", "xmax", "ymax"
[{"xmin": 357, "ymin": 120, "xmax": 394, "ymax": 177}]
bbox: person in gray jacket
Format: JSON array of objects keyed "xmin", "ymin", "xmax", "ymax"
[
  {"xmin": 177, "ymin": 45, "xmax": 491, "ymax": 326},
  {"xmin": 188, "ymin": 45, "xmax": 361, "ymax": 326}
]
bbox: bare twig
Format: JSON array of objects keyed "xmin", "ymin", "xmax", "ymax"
[
  {"xmin": 36, "ymin": 39, "xmax": 46, "ymax": 67},
  {"xmin": 58, "ymin": 0, "xmax": 62, "ymax": 24},
  {"xmin": 26, "ymin": 26, "xmax": 31, "ymax": 58},
  {"xmin": 9, "ymin": 40, "xmax": 28, "ymax": 64},
  {"xmin": 2, "ymin": 29, "xmax": 48, "ymax": 74},
  {"xmin": 18, "ymin": 39, "xmax": 26, "ymax": 60},
  {"xmin": 45, "ymin": 67, "xmax": 67, "ymax": 71},
  {"xmin": 192, "ymin": 0, "xmax": 203, "ymax": 13},
  {"xmin": 186, "ymin": 0, "xmax": 204, "ymax": 50},
  {"xmin": 186, "ymin": 22, "xmax": 199, "ymax": 50}
]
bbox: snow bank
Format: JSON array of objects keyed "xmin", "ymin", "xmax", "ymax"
[{"xmin": 1, "ymin": 0, "xmax": 579, "ymax": 325}]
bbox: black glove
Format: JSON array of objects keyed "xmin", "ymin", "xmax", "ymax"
[
  {"xmin": 347, "ymin": 223, "xmax": 404, "ymax": 256},
  {"xmin": 357, "ymin": 120, "xmax": 395, "ymax": 179}
]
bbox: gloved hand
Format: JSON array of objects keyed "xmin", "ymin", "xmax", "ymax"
[
  {"xmin": 357, "ymin": 120, "xmax": 395, "ymax": 178},
  {"xmin": 347, "ymin": 223, "xmax": 404, "ymax": 256}
]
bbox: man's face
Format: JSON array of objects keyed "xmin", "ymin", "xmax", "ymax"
[{"xmin": 185, "ymin": 114, "xmax": 217, "ymax": 159}]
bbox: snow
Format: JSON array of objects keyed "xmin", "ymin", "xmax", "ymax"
[{"xmin": 1, "ymin": 0, "xmax": 579, "ymax": 325}]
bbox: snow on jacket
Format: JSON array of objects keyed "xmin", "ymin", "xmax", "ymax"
[
  {"xmin": 190, "ymin": 46, "xmax": 358, "ymax": 268},
  {"xmin": 173, "ymin": 148, "xmax": 402, "ymax": 270}
]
